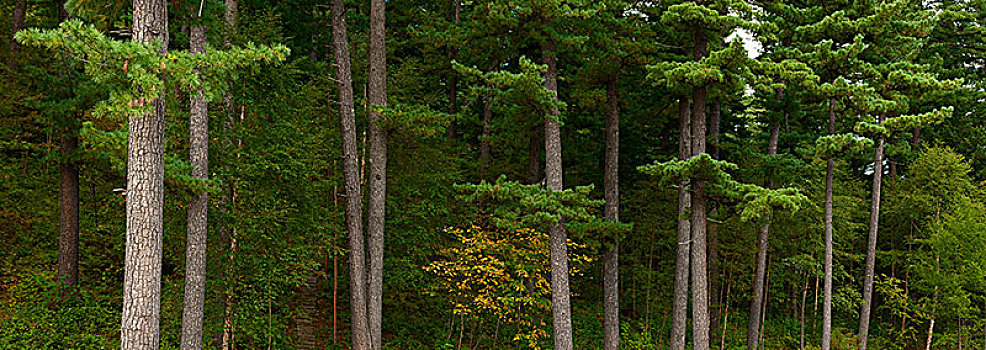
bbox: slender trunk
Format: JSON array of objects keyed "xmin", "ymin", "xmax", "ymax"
[
  {"xmin": 671, "ymin": 96, "xmax": 691, "ymax": 350},
  {"xmin": 690, "ymin": 28, "xmax": 710, "ymax": 350},
  {"xmin": 822, "ymin": 97, "xmax": 836, "ymax": 350},
  {"xmin": 959, "ymin": 318, "xmax": 963, "ymax": 350},
  {"xmin": 479, "ymin": 91, "xmax": 493, "ymax": 180},
  {"xmin": 367, "ymin": 1, "xmax": 388, "ymax": 348},
  {"xmin": 331, "ymin": 0, "xmax": 370, "ymax": 348},
  {"xmin": 8, "ymin": 0, "xmax": 26, "ymax": 68},
  {"xmin": 747, "ymin": 123, "xmax": 779, "ymax": 350},
  {"xmin": 800, "ymin": 271, "xmax": 808, "ymax": 350},
  {"xmin": 708, "ymin": 101, "xmax": 721, "ymax": 336},
  {"xmin": 602, "ymin": 71, "xmax": 621, "ymax": 350},
  {"xmin": 541, "ymin": 27, "xmax": 572, "ymax": 350},
  {"xmin": 858, "ymin": 113, "xmax": 886, "ymax": 350},
  {"xmin": 720, "ymin": 277, "xmax": 731, "ymax": 350},
  {"xmin": 527, "ymin": 126, "xmax": 541, "ymax": 185},
  {"xmin": 218, "ymin": 1, "xmax": 237, "ymax": 348},
  {"xmin": 121, "ymin": 0, "xmax": 168, "ymax": 348},
  {"xmin": 446, "ymin": 0, "xmax": 461, "ymax": 140},
  {"xmin": 925, "ymin": 317, "xmax": 935, "ymax": 350},
  {"xmin": 181, "ymin": 25, "xmax": 209, "ymax": 350},
  {"xmin": 58, "ymin": 131, "xmax": 80, "ymax": 293}
]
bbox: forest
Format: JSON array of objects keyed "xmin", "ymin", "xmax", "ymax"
[{"xmin": 2, "ymin": 0, "xmax": 986, "ymax": 349}]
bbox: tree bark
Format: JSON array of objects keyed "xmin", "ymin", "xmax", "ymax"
[
  {"xmin": 181, "ymin": 25, "xmax": 209, "ymax": 350},
  {"xmin": 708, "ymin": 100, "xmax": 721, "ymax": 335},
  {"xmin": 331, "ymin": 0, "xmax": 371, "ymax": 348},
  {"xmin": 367, "ymin": 0, "xmax": 388, "ymax": 348},
  {"xmin": 121, "ymin": 0, "xmax": 168, "ymax": 348},
  {"xmin": 670, "ymin": 96, "xmax": 691, "ymax": 350},
  {"xmin": 8, "ymin": 0, "xmax": 26, "ymax": 68},
  {"xmin": 541, "ymin": 27, "xmax": 572, "ymax": 350},
  {"xmin": 822, "ymin": 97, "xmax": 836, "ymax": 350},
  {"xmin": 58, "ymin": 131, "xmax": 79, "ymax": 292},
  {"xmin": 747, "ymin": 123, "xmax": 779, "ymax": 350},
  {"xmin": 690, "ymin": 28, "xmax": 710, "ymax": 350},
  {"xmin": 858, "ymin": 113, "xmax": 886, "ymax": 350},
  {"xmin": 602, "ymin": 71, "xmax": 620, "ymax": 350},
  {"xmin": 446, "ymin": 0, "xmax": 461, "ymax": 140}
]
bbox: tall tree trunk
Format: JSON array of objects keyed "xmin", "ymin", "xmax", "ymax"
[
  {"xmin": 121, "ymin": 0, "xmax": 168, "ymax": 348},
  {"xmin": 58, "ymin": 130, "xmax": 79, "ymax": 291},
  {"xmin": 858, "ymin": 114, "xmax": 886, "ymax": 350},
  {"xmin": 8, "ymin": 0, "xmax": 26, "ymax": 68},
  {"xmin": 56, "ymin": 0, "xmax": 79, "ymax": 297},
  {"xmin": 181, "ymin": 25, "xmax": 209, "ymax": 350},
  {"xmin": 446, "ymin": 0, "xmax": 460, "ymax": 140},
  {"xmin": 670, "ymin": 97, "xmax": 691, "ymax": 350},
  {"xmin": 690, "ymin": 28, "xmax": 710, "ymax": 350},
  {"xmin": 330, "ymin": 0, "xmax": 371, "ymax": 348},
  {"xmin": 367, "ymin": 0, "xmax": 388, "ymax": 348},
  {"xmin": 479, "ymin": 91, "xmax": 492, "ymax": 180},
  {"xmin": 541, "ymin": 27, "xmax": 572, "ymax": 350},
  {"xmin": 747, "ymin": 123, "xmax": 779, "ymax": 350},
  {"xmin": 822, "ymin": 97, "xmax": 836, "ymax": 350},
  {"xmin": 708, "ymin": 100, "xmax": 721, "ymax": 335},
  {"xmin": 219, "ymin": 1, "xmax": 238, "ymax": 348},
  {"xmin": 602, "ymin": 71, "xmax": 620, "ymax": 350}
]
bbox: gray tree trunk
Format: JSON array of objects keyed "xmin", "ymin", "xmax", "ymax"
[
  {"xmin": 480, "ymin": 91, "xmax": 492, "ymax": 179},
  {"xmin": 58, "ymin": 132, "xmax": 79, "ymax": 291},
  {"xmin": 822, "ymin": 97, "xmax": 836, "ymax": 350},
  {"xmin": 690, "ymin": 29, "xmax": 710, "ymax": 350},
  {"xmin": 8, "ymin": 0, "xmax": 25, "ymax": 67},
  {"xmin": 858, "ymin": 113, "xmax": 886, "ymax": 350},
  {"xmin": 181, "ymin": 25, "xmax": 209, "ymax": 350},
  {"xmin": 602, "ymin": 72, "xmax": 620, "ymax": 350},
  {"xmin": 747, "ymin": 123, "xmax": 779, "ymax": 350},
  {"xmin": 367, "ymin": 1, "xmax": 388, "ymax": 348},
  {"xmin": 542, "ymin": 29, "xmax": 573, "ymax": 350},
  {"xmin": 121, "ymin": 0, "xmax": 168, "ymax": 348},
  {"xmin": 707, "ymin": 100, "xmax": 721, "ymax": 335},
  {"xmin": 330, "ymin": 1, "xmax": 371, "ymax": 348},
  {"xmin": 670, "ymin": 97, "xmax": 691, "ymax": 350}
]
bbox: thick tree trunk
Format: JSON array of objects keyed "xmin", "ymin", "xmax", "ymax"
[
  {"xmin": 690, "ymin": 28, "xmax": 710, "ymax": 350},
  {"xmin": 858, "ymin": 114, "xmax": 886, "ymax": 350},
  {"xmin": 670, "ymin": 97, "xmax": 691, "ymax": 350},
  {"xmin": 541, "ymin": 30, "xmax": 572, "ymax": 350},
  {"xmin": 602, "ymin": 72, "xmax": 620, "ymax": 350},
  {"xmin": 747, "ymin": 123, "xmax": 779, "ymax": 350},
  {"xmin": 181, "ymin": 25, "xmax": 209, "ymax": 350},
  {"xmin": 479, "ymin": 91, "xmax": 492, "ymax": 179},
  {"xmin": 822, "ymin": 97, "xmax": 836, "ymax": 350},
  {"xmin": 8, "ymin": 0, "xmax": 26, "ymax": 67},
  {"xmin": 58, "ymin": 131, "xmax": 79, "ymax": 292},
  {"xmin": 330, "ymin": 1, "xmax": 371, "ymax": 348},
  {"xmin": 367, "ymin": 1, "xmax": 388, "ymax": 348},
  {"xmin": 121, "ymin": 0, "xmax": 168, "ymax": 348}
]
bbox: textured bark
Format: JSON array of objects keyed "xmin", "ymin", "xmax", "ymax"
[
  {"xmin": 9, "ymin": 0, "xmax": 26, "ymax": 59},
  {"xmin": 858, "ymin": 113, "xmax": 886, "ymax": 350},
  {"xmin": 542, "ymin": 31, "xmax": 572, "ymax": 350},
  {"xmin": 747, "ymin": 123, "xmax": 779, "ymax": 350},
  {"xmin": 58, "ymin": 131, "xmax": 80, "ymax": 291},
  {"xmin": 331, "ymin": 1, "xmax": 370, "ymax": 348},
  {"xmin": 219, "ymin": 1, "xmax": 237, "ymax": 348},
  {"xmin": 822, "ymin": 98, "xmax": 836, "ymax": 350},
  {"xmin": 670, "ymin": 97, "xmax": 691, "ymax": 350},
  {"xmin": 367, "ymin": 0, "xmax": 388, "ymax": 348},
  {"xmin": 181, "ymin": 26, "xmax": 209, "ymax": 350},
  {"xmin": 602, "ymin": 72, "xmax": 620, "ymax": 350},
  {"xmin": 479, "ymin": 92, "xmax": 492, "ymax": 179},
  {"xmin": 121, "ymin": 0, "xmax": 168, "ymax": 348},
  {"xmin": 690, "ymin": 28, "xmax": 710, "ymax": 350},
  {"xmin": 707, "ymin": 100, "xmax": 721, "ymax": 335}
]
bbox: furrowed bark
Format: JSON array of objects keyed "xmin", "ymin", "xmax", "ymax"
[
  {"xmin": 181, "ymin": 25, "xmax": 209, "ymax": 350},
  {"xmin": 822, "ymin": 97, "xmax": 836, "ymax": 350},
  {"xmin": 367, "ymin": 0, "xmax": 388, "ymax": 348},
  {"xmin": 603, "ymin": 71, "xmax": 620, "ymax": 350},
  {"xmin": 690, "ymin": 28, "xmax": 710, "ymax": 350},
  {"xmin": 330, "ymin": 0, "xmax": 371, "ymax": 348},
  {"xmin": 671, "ymin": 97, "xmax": 691, "ymax": 350},
  {"xmin": 121, "ymin": 0, "xmax": 168, "ymax": 347},
  {"xmin": 541, "ymin": 27, "xmax": 572, "ymax": 350}
]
